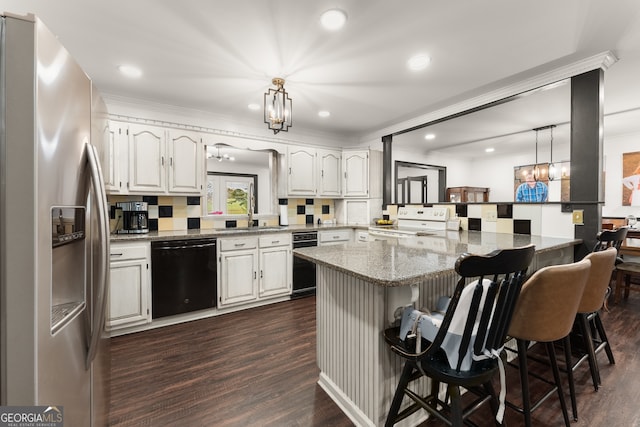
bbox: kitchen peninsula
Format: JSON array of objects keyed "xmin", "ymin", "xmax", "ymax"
[{"xmin": 293, "ymin": 231, "xmax": 580, "ymax": 427}]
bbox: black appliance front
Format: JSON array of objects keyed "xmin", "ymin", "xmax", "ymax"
[
  {"xmin": 151, "ymin": 238, "xmax": 217, "ymax": 318},
  {"xmin": 292, "ymin": 231, "xmax": 317, "ymax": 298}
]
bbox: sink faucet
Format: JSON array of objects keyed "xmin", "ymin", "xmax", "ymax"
[{"xmin": 248, "ymin": 182, "xmax": 255, "ymax": 227}]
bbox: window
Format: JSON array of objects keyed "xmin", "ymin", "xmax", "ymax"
[{"xmin": 206, "ymin": 172, "xmax": 258, "ymax": 215}]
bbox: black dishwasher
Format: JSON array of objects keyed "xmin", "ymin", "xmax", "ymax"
[{"xmin": 151, "ymin": 238, "xmax": 217, "ymax": 319}]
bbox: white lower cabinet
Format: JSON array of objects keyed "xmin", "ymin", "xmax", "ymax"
[
  {"xmin": 107, "ymin": 242, "xmax": 151, "ymax": 331},
  {"xmin": 218, "ymin": 237, "xmax": 259, "ymax": 307},
  {"xmin": 258, "ymin": 234, "xmax": 292, "ymax": 298},
  {"xmin": 218, "ymin": 233, "xmax": 292, "ymax": 308}
]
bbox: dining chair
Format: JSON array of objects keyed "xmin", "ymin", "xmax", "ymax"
[
  {"xmin": 592, "ymin": 227, "xmax": 628, "ymax": 307},
  {"xmin": 383, "ymin": 244, "xmax": 535, "ymax": 427},
  {"xmin": 614, "ymin": 258, "xmax": 640, "ymax": 303},
  {"xmin": 506, "ymin": 258, "xmax": 591, "ymax": 427},
  {"xmin": 592, "ymin": 227, "xmax": 628, "ymax": 261},
  {"xmin": 594, "ymin": 226, "xmax": 640, "ymax": 305}
]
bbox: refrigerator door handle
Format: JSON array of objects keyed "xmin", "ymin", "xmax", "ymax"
[{"xmin": 85, "ymin": 141, "xmax": 110, "ymax": 369}]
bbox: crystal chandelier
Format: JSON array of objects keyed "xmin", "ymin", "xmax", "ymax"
[
  {"xmin": 208, "ymin": 146, "xmax": 235, "ymax": 162},
  {"xmin": 264, "ymin": 77, "xmax": 292, "ymax": 134}
]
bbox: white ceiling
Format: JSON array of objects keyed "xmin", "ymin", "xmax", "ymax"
[{"xmin": 4, "ymin": 0, "xmax": 640, "ymax": 157}]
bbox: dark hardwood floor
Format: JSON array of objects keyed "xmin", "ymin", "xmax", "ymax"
[{"xmin": 109, "ymin": 292, "xmax": 640, "ymax": 426}]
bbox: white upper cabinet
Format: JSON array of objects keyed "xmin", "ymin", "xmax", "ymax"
[
  {"xmin": 278, "ymin": 145, "xmax": 342, "ymax": 198},
  {"xmin": 342, "ymin": 149, "xmax": 382, "ymax": 198},
  {"xmin": 317, "ymin": 148, "xmax": 342, "ymax": 197},
  {"xmin": 167, "ymin": 129, "xmax": 202, "ymax": 194},
  {"xmin": 105, "ymin": 120, "xmax": 204, "ymax": 195},
  {"xmin": 128, "ymin": 123, "xmax": 166, "ymax": 193},
  {"xmin": 287, "ymin": 146, "xmax": 317, "ymax": 196},
  {"xmin": 104, "ymin": 120, "xmax": 125, "ymax": 193}
]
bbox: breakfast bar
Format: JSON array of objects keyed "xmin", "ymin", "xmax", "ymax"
[{"xmin": 293, "ymin": 231, "xmax": 580, "ymax": 427}]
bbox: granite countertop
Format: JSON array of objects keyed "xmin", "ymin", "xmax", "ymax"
[
  {"xmin": 293, "ymin": 231, "xmax": 581, "ymax": 287},
  {"xmin": 110, "ymin": 223, "xmax": 362, "ymax": 242}
]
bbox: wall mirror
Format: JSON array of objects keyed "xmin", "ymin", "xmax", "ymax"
[
  {"xmin": 205, "ymin": 145, "xmax": 278, "ymax": 216},
  {"xmin": 395, "ymin": 161, "xmax": 446, "ymax": 204},
  {"xmin": 389, "ymin": 79, "xmax": 572, "ymax": 204}
]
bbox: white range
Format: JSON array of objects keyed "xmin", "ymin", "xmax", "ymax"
[{"xmin": 368, "ymin": 206, "xmax": 451, "ymax": 238}]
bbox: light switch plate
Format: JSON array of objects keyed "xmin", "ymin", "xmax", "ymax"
[{"xmin": 572, "ymin": 210, "xmax": 584, "ymax": 225}]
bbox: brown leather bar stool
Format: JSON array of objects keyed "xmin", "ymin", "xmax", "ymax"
[
  {"xmin": 517, "ymin": 249, "xmax": 617, "ymax": 421},
  {"xmin": 567, "ymin": 247, "xmax": 618, "ymax": 419},
  {"xmin": 575, "ymin": 248, "xmax": 618, "ymax": 382},
  {"xmin": 506, "ymin": 258, "xmax": 591, "ymax": 427}
]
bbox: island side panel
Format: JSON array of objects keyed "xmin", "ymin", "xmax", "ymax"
[
  {"xmin": 316, "ymin": 264, "xmax": 460, "ymax": 426},
  {"xmin": 317, "ymin": 265, "xmax": 385, "ymax": 426}
]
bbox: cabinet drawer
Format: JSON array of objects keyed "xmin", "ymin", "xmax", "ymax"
[
  {"xmin": 110, "ymin": 243, "xmax": 148, "ymax": 260},
  {"xmin": 355, "ymin": 231, "xmax": 369, "ymax": 242},
  {"xmin": 259, "ymin": 233, "xmax": 292, "ymax": 248},
  {"xmin": 319, "ymin": 229, "xmax": 351, "ymax": 243},
  {"xmin": 219, "ymin": 237, "xmax": 258, "ymax": 251}
]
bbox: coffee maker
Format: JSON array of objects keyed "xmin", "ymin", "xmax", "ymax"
[{"xmin": 117, "ymin": 201, "xmax": 149, "ymax": 234}]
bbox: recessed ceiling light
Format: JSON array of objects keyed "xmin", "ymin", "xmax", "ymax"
[
  {"xmin": 424, "ymin": 133, "xmax": 435, "ymax": 140},
  {"xmin": 408, "ymin": 54, "xmax": 431, "ymax": 71},
  {"xmin": 320, "ymin": 9, "xmax": 347, "ymax": 31},
  {"xmin": 485, "ymin": 148, "xmax": 495, "ymax": 153},
  {"xmin": 248, "ymin": 103, "xmax": 260, "ymax": 111},
  {"xmin": 318, "ymin": 111, "xmax": 330, "ymax": 118},
  {"xmin": 117, "ymin": 64, "xmax": 142, "ymax": 78}
]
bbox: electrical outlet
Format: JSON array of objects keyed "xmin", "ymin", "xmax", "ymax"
[{"xmin": 572, "ymin": 210, "xmax": 584, "ymax": 225}]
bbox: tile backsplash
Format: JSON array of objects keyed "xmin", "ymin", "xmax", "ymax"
[
  {"xmin": 280, "ymin": 198, "xmax": 336, "ymax": 225},
  {"xmin": 108, "ymin": 195, "xmax": 336, "ymax": 232},
  {"xmin": 385, "ymin": 203, "xmax": 574, "ymax": 238},
  {"xmin": 108, "ymin": 195, "xmax": 201, "ymax": 232}
]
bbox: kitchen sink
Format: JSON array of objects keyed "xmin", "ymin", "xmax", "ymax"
[{"xmin": 214, "ymin": 226, "xmax": 288, "ymax": 232}]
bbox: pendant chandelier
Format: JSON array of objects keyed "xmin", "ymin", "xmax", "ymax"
[
  {"xmin": 264, "ymin": 77, "xmax": 292, "ymax": 134},
  {"xmin": 531, "ymin": 124, "xmax": 557, "ymax": 181},
  {"xmin": 548, "ymin": 125, "xmax": 557, "ymax": 181},
  {"xmin": 532, "ymin": 129, "xmax": 541, "ymax": 181}
]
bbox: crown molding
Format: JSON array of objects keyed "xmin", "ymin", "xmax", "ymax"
[{"xmin": 102, "ymin": 93, "xmax": 352, "ymax": 149}]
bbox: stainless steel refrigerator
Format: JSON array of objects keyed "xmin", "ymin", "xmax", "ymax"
[{"xmin": 0, "ymin": 13, "xmax": 110, "ymax": 426}]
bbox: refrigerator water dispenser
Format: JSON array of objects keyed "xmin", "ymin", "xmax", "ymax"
[{"xmin": 51, "ymin": 206, "xmax": 86, "ymax": 334}]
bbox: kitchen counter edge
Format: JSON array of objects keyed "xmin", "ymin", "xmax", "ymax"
[{"xmin": 110, "ymin": 224, "xmax": 364, "ymax": 242}]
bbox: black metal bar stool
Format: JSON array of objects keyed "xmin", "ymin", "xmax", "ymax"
[{"xmin": 383, "ymin": 244, "xmax": 535, "ymax": 427}]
